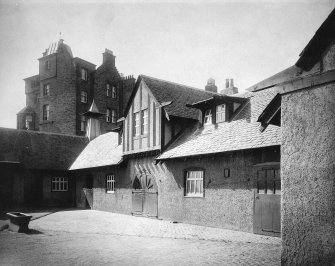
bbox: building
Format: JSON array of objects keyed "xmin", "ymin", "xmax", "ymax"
[
  {"xmin": 71, "ymin": 75, "xmax": 281, "ymax": 235},
  {"xmin": 17, "ymin": 40, "xmax": 135, "ymax": 136},
  {"xmin": 0, "ymin": 127, "xmax": 88, "ymax": 209}
]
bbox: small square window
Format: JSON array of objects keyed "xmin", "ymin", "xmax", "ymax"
[
  {"xmin": 43, "ymin": 84, "xmax": 50, "ymax": 96},
  {"xmin": 185, "ymin": 170, "xmax": 204, "ymax": 197},
  {"xmin": 52, "ymin": 177, "xmax": 68, "ymax": 192},
  {"xmin": 106, "ymin": 174, "xmax": 115, "ymax": 193},
  {"xmin": 81, "ymin": 91, "xmax": 87, "ymax": 103},
  {"xmin": 81, "ymin": 68, "xmax": 88, "ymax": 81}
]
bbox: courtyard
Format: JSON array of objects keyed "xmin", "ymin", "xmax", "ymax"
[{"xmin": 0, "ymin": 209, "xmax": 281, "ymax": 265}]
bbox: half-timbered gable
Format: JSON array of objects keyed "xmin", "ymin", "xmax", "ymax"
[{"xmin": 122, "ymin": 75, "xmax": 217, "ymax": 155}]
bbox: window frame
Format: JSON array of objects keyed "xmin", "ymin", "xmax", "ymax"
[
  {"xmin": 184, "ymin": 168, "xmax": 205, "ymax": 198},
  {"xmin": 106, "ymin": 84, "xmax": 111, "ymax": 97},
  {"xmin": 106, "ymin": 174, "xmax": 115, "ymax": 193},
  {"xmin": 80, "ymin": 115, "xmax": 86, "ymax": 132},
  {"xmin": 43, "ymin": 84, "xmax": 50, "ymax": 96},
  {"xmin": 42, "ymin": 104, "xmax": 50, "ymax": 121},
  {"xmin": 81, "ymin": 68, "xmax": 88, "ymax": 81},
  {"xmin": 45, "ymin": 60, "xmax": 50, "ymax": 70},
  {"xmin": 111, "ymin": 86, "xmax": 117, "ymax": 99},
  {"xmin": 134, "ymin": 111, "xmax": 141, "ymax": 136},
  {"xmin": 216, "ymin": 104, "xmax": 226, "ymax": 123},
  {"xmin": 51, "ymin": 177, "xmax": 68, "ymax": 192},
  {"xmin": 111, "ymin": 109, "xmax": 117, "ymax": 123},
  {"xmin": 25, "ymin": 115, "xmax": 33, "ymax": 130},
  {"xmin": 106, "ymin": 108, "xmax": 111, "ymax": 123},
  {"xmin": 141, "ymin": 109, "xmax": 148, "ymax": 135},
  {"xmin": 81, "ymin": 91, "xmax": 88, "ymax": 103},
  {"xmin": 204, "ymin": 109, "xmax": 212, "ymax": 125}
]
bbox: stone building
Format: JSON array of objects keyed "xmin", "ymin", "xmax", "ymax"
[{"xmin": 17, "ymin": 40, "xmax": 135, "ymax": 136}]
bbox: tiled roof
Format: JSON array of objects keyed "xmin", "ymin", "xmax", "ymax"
[
  {"xmin": 70, "ymin": 132, "xmax": 122, "ymax": 170},
  {"xmin": 157, "ymin": 87, "xmax": 281, "ymax": 160},
  {"xmin": 43, "ymin": 40, "xmax": 73, "ymax": 58},
  {"xmin": 0, "ymin": 128, "xmax": 88, "ymax": 170},
  {"xmin": 141, "ymin": 75, "xmax": 218, "ymax": 120}
]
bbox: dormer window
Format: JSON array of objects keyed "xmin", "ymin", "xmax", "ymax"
[
  {"xmin": 204, "ymin": 109, "xmax": 212, "ymax": 125},
  {"xmin": 111, "ymin": 86, "xmax": 117, "ymax": 99},
  {"xmin": 106, "ymin": 84, "xmax": 111, "ymax": 96},
  {"xmin": 216, "ymin": 104, "xmax": 226, "ymax": 123}
]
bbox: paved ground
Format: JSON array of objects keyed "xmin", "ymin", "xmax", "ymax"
[{"xmin": 0, "ymin": 209, "xmax": 281, "ymax": 265}]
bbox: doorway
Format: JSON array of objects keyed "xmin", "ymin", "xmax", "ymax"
[{"xmin": 253, "ymin": 163, "xmax": 281, "ymax": 237}]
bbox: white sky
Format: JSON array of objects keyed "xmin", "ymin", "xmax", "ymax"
[{"xmin": 0, "ymin": 0, "xmax": 334, "ymax": 128}]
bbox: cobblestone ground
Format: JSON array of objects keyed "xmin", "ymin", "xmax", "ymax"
[{"xmin": 0, "ymin": 210, "xmax": 281, "ymax": 265}]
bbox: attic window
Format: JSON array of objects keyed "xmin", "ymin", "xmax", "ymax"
[
  {"xmin": 216, "ymin": 104, "xmax": 226, "ymax": 123},
  {"xmin": 81, "ymin": 68, "xmax": 88, "ymax": 81},
  {"xmin": 204, "ymin": 109, "xmax": 212, "ymax": 125},
  {"xmin": 45, "ymin": 60, "xmax": 50, "ymax": 70}
]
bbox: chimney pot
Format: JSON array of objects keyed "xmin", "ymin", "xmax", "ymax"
[
  {"xmin": 225, "ymin": 79, "xmax": 229, "ymax": 89},
  {"xmin": 230, "ymin": 79, "xmax": 234, "ymax": 88},
  {"xmin": 205, "ymin": 78, "xmax": 218, "ymax": 93}
]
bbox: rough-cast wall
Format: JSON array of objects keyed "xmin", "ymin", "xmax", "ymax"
[
  {"xmin": 127, "ymin": 147, "xmax": 279, "ymax": 232},
  {"xmin": 281, "ymin": 84, "xmax": 335, "ymax": 265}
]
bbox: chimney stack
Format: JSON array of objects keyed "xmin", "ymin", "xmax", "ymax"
[
  {"xmin": 220, "ymin": 78, "xmax": 238, "ymax": 95},
  {"xmin": 205, "ymin": 78, "xmax": 218, "ymax": 93},
  {"xmin": 225, "ymin": 79, "xmax": 229, "ymax": 89},
  {"xmin": 102, "ymin": 48, "xmax": 116, "ymax": 66}
]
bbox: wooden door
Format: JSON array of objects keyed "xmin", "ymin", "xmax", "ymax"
[{"xmin": 254, "ymin": 166, "xmax": 281, "ymax": 237}]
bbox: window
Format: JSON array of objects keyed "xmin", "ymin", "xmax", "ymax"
[
  {"xmin": 106, "ymin": 84, "xmax": 111, "ymax": 96},
  {"xmin": 142, "ymin": 109, "xmax": 148, "ymax": 134},
  {"xmin": 52, "ymin": 177, "xmax": 68, "ymax": 192},
  {"xmin": 81, "ymin": 91, "xmax": 87, "ymax": 103},
  {"xmin": 80, "ymin": 115, "xmax": 86, "ymax": 132},
  {"xmin": 43, "ymin": 104, "xmax": 49, "ymax": 121},
  {"xmin": 25, "ymin": 115, "xmax": 32, "ymax": 130},
  {"xmin": 257, "ymin": 168, "xmax": 281, "ymax": 195},
  {"xmin": 106, "ymin": 108, "xmax": 111, "ymax": 122},
  {"xmin": 111, "ymin": 86, "xmax": 117, "ymax": 99},
  {"xmin": 43, "ymin": 84, "xmax": 50, "ymax": 96},
  {"xmin": 204, "ymin": 109, "xmax": 212, "ymax": 125},
  {"xmin": 216, "ymin": 104, "xmax": 226, "ymax": 123},
  {"xmin": 45, "ymin": 60, "xmax": 50, "ymax": 70},
  {"xmin": 185, "ymin": 170, "xmax": 204, "ymax": 197},
  {"xmin": 134, "ymin": 111, "xmax": 140, "ymax": 136},
  {"xmin": 81, "ymin": 68, "xmax": 88, "ymax": 80},
  {"xmin": 111, "ymin": 109, "xmax": 117, "ymax": 123},
  {"xmin": 106, "ymin": 175, "xmax": 115, "ymax": 193}
]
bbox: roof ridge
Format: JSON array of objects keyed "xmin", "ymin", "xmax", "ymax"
[{"xmin": 140, "ymin": 75, "xmax": 220, "ymax": 96}]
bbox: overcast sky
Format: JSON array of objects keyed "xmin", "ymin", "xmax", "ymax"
[{"xmin": 0, "ymin": 0, "xmax": 334, "ymax": 129}]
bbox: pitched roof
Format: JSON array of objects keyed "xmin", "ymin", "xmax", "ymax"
[
  {"xmin": 42, "ymin": 40, "xmax": 73, "ymax": 58},
  {"xmin": 69, "ymin": 132, "xmax": 122, "ymax": 170},
  {"xmin": 157, "ymin": 88, "xmax": 281, "ymax": 160},
  {"xmin": 17, "ymin": 106, "xmax": 35, "ymax": 115},
  {"xmin": 0, "ymin": 128, "xmax": 88, "ymax": 170},
  {"xmin": 296, "ymin": 8, "xmax": 335, "ymax": 71},
  {"xmin": 131, "ymin": 75, "xmax": 219, "ymax": 120}
]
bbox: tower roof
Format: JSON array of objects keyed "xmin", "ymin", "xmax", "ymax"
[
  {"xmin": 43, "ymin": 39, "xmax": 73, "ymax": 58},
  {"xmin": 82, "ymin": 100, "xmax": 105, "ymax": 117}
]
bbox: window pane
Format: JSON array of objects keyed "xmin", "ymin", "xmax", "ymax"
[{"xmin": 196, "ymin": 180, "xmax": 200, "ymax": 194}]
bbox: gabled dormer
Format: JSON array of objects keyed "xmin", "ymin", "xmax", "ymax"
[
  {"xmin": 186, "ymin": 79, "xmax": 247, "ymax": 126},
  {"xmin": 122, "ymin": 75, "xmax": 216, "ymax": 156}
]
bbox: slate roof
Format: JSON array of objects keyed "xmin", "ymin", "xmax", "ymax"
[
  {"xmin": 157, "ymin": 87, "xmax": 281, "ymax": 160},
  {"xmin": 17, "ymin": 106, "xmax": 35, "ymax": 115},
  {"xmin": 70, "ymin": 132, "xmax": 122, "ymax": 170},
  {"xmin": 139, "ymin": 75, "xmax": 219, "ymax": 120},
  {"xmin": 43, "ymin": 40, "xmax": 73, "ymax": 58},
  {"xmin": 0, "ymin": 128, "xmax": 88, "ymax": 170}
]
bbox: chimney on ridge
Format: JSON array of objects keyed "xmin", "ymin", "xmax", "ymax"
[
  {"xmin": 205, "ymin": 78, "xmax": 218, "ymax": 93},
  {"xmin": 220, "ymin": 78, "xmax": 238, "ymax": 95}
]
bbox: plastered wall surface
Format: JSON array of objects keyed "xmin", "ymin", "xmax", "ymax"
[{"xmin": 281, "ymin": 84, "xmax": 335, "ymax": 265}]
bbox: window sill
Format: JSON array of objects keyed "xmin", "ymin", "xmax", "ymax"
[
  {"xmin": 106, "ymin": 191, "xmax": 115, "ymax": 194},
  {"xmin": 184, "ymin": 195, "xmax": 204, "ymax": 198}
]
